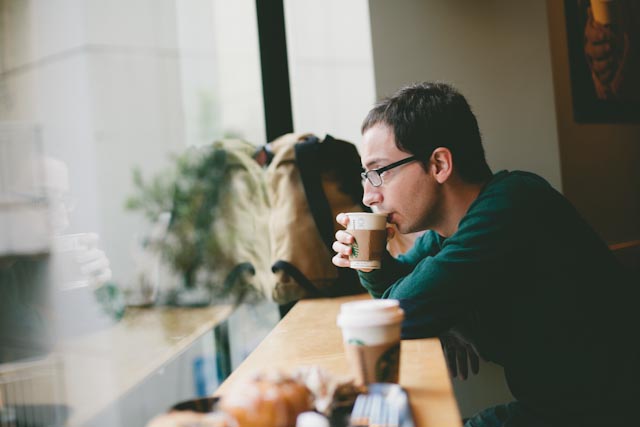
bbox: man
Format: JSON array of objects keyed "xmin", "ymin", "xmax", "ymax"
[{"xmin": 332, "ymin": 82, "xmax": 637, "ymax": 427}]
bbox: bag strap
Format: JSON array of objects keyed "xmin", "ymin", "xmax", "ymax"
[
  {"xmin": 221, "ymin": 262, "xmax": 256, "ymax": 304},
  {"xmin": 295, "ymin": 134, "xmax": 369, "ymax": 248},
  {"xmin": 294, "ymin": 135, "xmax": 368, "ymax": 298},
  {"xmin": 271, "ymin": 260, "xmax": 327, "ymax": 298},
  {"xmin": 294, "ymin": 135, "xmax": 335, "ymax": 250}
]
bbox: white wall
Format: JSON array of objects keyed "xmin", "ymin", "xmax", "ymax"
[
  {"xmin": 0, "ymin": 0, "xmax": 266, "ymax": 288},
  {"xmin": 0, "ymin": 1, "xmax": 277, "ymax": 423},
  {"xmin": 368, "ymin": 0, "xmax": 562, "ymax": 417},
  {"xmin": 546, "ymin": 0, "xmax": 640, "ymax": 244},
  {"xmin": 369, "ymin": 0, "xmax": 562, "ymax": 190},
  {"xmin": 284, "ymin": 0, "xmax": 376, "ymax": 145}
]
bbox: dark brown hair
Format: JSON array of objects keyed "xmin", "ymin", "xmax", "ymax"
[{"xmin": 362, "ymin": 82, "xmax": 492, "ymax": 183}]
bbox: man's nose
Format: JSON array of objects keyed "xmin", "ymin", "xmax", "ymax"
[{"xmin": 362, "ymin": 181, "xmax": 382, "ymax": 207}]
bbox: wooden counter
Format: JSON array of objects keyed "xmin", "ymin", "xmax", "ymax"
[
  {"xmin": 58, "ymin": 304, "xmax": 233, "ymax": 426},
  {"xmin": 215, "ymin": 295, "xmax": 461, "ymax": 427}
]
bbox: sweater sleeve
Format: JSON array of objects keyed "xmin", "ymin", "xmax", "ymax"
[
  {"xmin": 402, "ymin": 192, "xmax": 525, "ymax": 338},
  {"xmin": 365, "ymin": 181, "xmax": 526, "ymax": 338},
  {"xmin": 357, "ymin": 231, "xmax": 444, "ymax": 298}
]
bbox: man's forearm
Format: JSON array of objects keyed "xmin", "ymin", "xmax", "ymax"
[{"xmin": 357, "ymin": 251, "xmax": 407, "ymax": 298}]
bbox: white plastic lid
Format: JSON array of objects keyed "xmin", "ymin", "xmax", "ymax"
[
  {"xmin": 296, "ymin": 412, "xmax": 329, "ymax": 427},
  {"xmin": 336, "ymin": 299, "xmax": 404, "ymax": 328},
  {"xmin": 345, "ymin": 212, "xmax": 387, "ymax": 230},
  {"xmin": 344, "ymin": 212, "xmax": 387, "ymax": 218}
]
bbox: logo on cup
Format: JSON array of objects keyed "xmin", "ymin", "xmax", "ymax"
[
  {"xmin": 344, "ymin": 213, "xmax": 387, "ymax": 270},
  {"xmin": 351, "ymin": 238, "xmax": 360, "ymax": 258}
]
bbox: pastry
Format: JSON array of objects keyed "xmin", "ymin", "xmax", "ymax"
[
  {"xmin": 218, "ymin": 371, "xmax": 314, "ymax": 427},
  {"xmin": 146, "ymin": 410, "xmax": 234, "ymax": 427}
]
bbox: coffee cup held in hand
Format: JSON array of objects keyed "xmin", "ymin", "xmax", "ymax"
[
  {"xmin": 345, "ymin": 213, "xmax": 387, "ymax": 269},
  {"xmin": 591, "ymin": 0, "xmax": 617, "ymax": 26},
  {"xmin": 337, "ymin": 299, "xmax": 404, "ymax": 385}
]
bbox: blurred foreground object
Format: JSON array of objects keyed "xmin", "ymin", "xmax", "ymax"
[
  {"xmin": 0, "ymin": 356, "xmax": 69, "ymax": 426},
  {"xmin": 126, "ymin": 139, "xmax": 271, "ymax": 306}
]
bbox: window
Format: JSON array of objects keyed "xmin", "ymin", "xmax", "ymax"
[
  {"xmin": 0, "ymin": 1, "xmax": 273, "ymax": 424},
  {"xmin": 284, "ymin": 0, "xmax": 376, "ymax": 144},
  {"xmin": 0, "ymin": 1, "xmax": 376, "ymax": 425}
]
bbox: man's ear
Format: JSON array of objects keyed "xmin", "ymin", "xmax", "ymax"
[{"xmin": 431, "ymin": 147, "xmax": 453, "ymax": 184}]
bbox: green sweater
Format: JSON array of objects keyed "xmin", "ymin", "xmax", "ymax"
[{"xmin": 358, "ymin": 170, "xmax": 637, "ymax": 422}]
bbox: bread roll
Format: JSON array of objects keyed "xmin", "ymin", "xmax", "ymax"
[
  {"xmin": 219, "ymin": 373, "xmax": 313, "ymax": 427},
  {"xmin": 146, "ymin": 410, "xmax": 234, "ymax": 427}
]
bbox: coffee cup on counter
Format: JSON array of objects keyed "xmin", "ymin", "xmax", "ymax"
[
  {"xmin": 337, "ymin": 299, "xmax": 404, "ymax": 385},
  {"xmin": 344, "ymin": 212, "xmax": 387, "ymax": 270}
]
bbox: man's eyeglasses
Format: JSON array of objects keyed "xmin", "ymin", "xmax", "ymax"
[{"xmin": 361, "ymin": 156, "xmax": 418, "ymax": 187}]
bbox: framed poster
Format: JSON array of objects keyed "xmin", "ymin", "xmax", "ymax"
[{"xmin": 564, "ymin": 0, "xmax": 640, "ymax": 123}]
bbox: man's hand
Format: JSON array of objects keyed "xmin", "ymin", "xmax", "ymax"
[
  {"xmin": 331, "ymin": 213, "xmax": 371, "ymax": 272},
  {"xmin": 440, "ymin": 328, "xmax": 481, "ymax": 380},
  {"xmin": 584, "ymin": 6, "xmax": 627, "ymax": 99},
  {"xmin": 53, "ymin": 232, "xmax": 112, "ymax": 290},
  {"xmin": 331, "ymin": 213, "xmax": 394, "ymax": 272},
  {"xmin": 332, "ymin": 213, "xmax": 357, "ymax": 268}
]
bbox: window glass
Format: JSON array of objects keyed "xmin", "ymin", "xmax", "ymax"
[
  {"xmin": 284, "ymin": 0, "xmax": 376, "ymax": 145},
  {"xmin": 0, "ymin": 1, "xmax": 275, "ymax": 425}
]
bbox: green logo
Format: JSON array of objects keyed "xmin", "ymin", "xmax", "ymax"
[
  {"xmin": 351, "ymin": 238, "xmax": 359, "ymax": 258},
  {"xmin": 375, "ymin": 343, "xmax": 400, "ymax": 382}
]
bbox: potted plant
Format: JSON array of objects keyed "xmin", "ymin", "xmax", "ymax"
[{"xmin": 125, "ymin": 140, "xmax": 270, "ymax": 306}]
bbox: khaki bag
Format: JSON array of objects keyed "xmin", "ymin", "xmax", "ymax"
[
  {"xmin": 208, "ymin": 139, "xmax": 273, "ymax": 300},
  {"xmin": 266, "ymin": 134, "xmax": 368, "ymax": 304},
  {"xmin": 186, "ymin": 135, "xmax": 367, "ymax": 305}
]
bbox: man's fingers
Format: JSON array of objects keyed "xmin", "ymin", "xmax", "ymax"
[
  {"xmin": 335, "ymin": 230, "xmax": 354, "ymax": 245},
  {"xmin": 456, "ymin": 346, "xmax": 468, "ymax": 380},
  {"xmin": 441, "ymin": 339, "xmax": 457, "ymax": 378},
  {"xmin": 332, "ymin": 253, "xmax": 350, "ymax": 268},
  {"xmin": 585, "ymin": 24, "xmax": 609, "ymax": 43},
  {"xmin": 468, "ymin": 345, "xmax": 480, "ymax": 375},
  {"xmin": 386, "ymin": 225, "xmax": 396, "ymax": 241},
  {"xmin": 585, "ymin": 41, "xmax": 612, "ymax": 60},
  {"xmin": 592, "ymin": 59, "xmax": 615, "ymax": 82},
  {"xmin": 332, "ymin": 233, "xmax": 374, "ymax": 270},
  {"xmin": 95, "ymin": 268, "xmax": 112, "ymax": 283},
  {"xmin": 336, "ymin": 213, "xmax": 350, "ymax": 227},
  {"xmin": 80, "ymin": 256, "xmax": 110, "ymax": 275},
  {"xmin": 75, "ymin": 248, "xmax": 105, "ymax": 263},
  {"xmin": 332, "ymin": 241, "xmax": 352, "ymax": 256},
  {"xmin": 585, "ymin": 7, "xmax": 613, "ymax": 43},
  {"xmin": 447, "ymin": 348, "xmax": 457, "ymax": 378},
  {"xmin": 76, "ymin": 232, "xmax": 100, "ymax": 249}
]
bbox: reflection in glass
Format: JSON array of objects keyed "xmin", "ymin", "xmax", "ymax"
[{"xmin": 0, "ymin": 1, "xmax": 269, "ymax": 425}]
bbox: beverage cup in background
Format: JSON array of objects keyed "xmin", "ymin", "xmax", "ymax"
[
  {"xmin": 345, "ymin": 212, "xmax": 387, "ymax": 269},
  {"xmin": 337, "ymin": 299, "xmax": 404, "ymax": 385},
  {"xmin": 51, "ymin": 233, "xmax": 94, "ymax": 290},
  {"xmin": 590, "ymin": 0, "xmax": 617, "ymax": 26}
]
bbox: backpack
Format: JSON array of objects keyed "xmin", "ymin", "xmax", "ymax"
[
  {"xmin": 143, "ymin": 135, "xmax": 367, "ymax": 306},
  {"xmin": 207, "ymin": 139, "xmax": 273, "ymax": 301},
  {"xmin": 136, "ymin": 139, "xmax": 273, "ymax": 306},
  {"xmin": 265, "ymin": 133, "xmax": 368, "ymax": 305}
]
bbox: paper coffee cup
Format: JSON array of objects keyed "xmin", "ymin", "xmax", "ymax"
[
  {"xmin": 337, "ymin": 299, "xmax": 404, "ymax": 385},
  {"xmin": 345, "ymin": 212, "xmax": 387, "ymax": 269},
  {"xmin": 591, "ymin": 0, "xmax": 616, "ymax": 25}
]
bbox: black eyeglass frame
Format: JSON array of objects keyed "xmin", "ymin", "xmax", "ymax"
[{"xmin": 360, "ymin": 156, "xmax": 419, "ymax": 187}]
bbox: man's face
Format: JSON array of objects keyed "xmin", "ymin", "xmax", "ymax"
[{"xmin": 360, "ymin": 123, "xmax": 442, "ymax": 234}]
